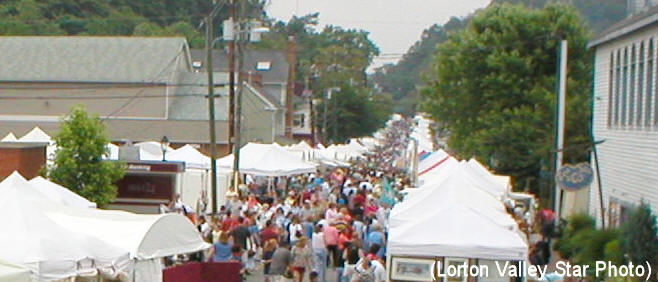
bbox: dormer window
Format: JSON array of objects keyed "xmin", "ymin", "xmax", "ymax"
[{"xmin": 256, "ymin": 61, "xmax": 271, "ymax": 71}]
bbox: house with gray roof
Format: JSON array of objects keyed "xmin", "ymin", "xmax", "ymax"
[
  {"xmin": 587, "ymin": 1, "xmax": 658, "ymax": 228},
  {"xmin": 190, "ymin": 49, "xmax": 303, "ymax": 142},
  {"xmin": 0, "ymin": 36, "xmax": 283, "ymax": 155}
]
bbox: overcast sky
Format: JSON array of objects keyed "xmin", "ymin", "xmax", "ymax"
[{"xmin": 264, "ymin": 0, "xmax": 491, "ymax": 71}]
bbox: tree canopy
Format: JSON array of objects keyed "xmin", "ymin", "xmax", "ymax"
[
  {"xmin": 47, "ymin": 105, "xmax": 125, "ymax": 208},
  {"xmin": 421, "ymin": 3, "xmax": 591, "ymax": 193}
]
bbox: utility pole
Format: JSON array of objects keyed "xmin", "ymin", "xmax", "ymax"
[
  {"xmin": 285, "ymin": 36, "xmax": 296, "ymax": 138},
  {"xmin": 205, "ymin": 15, "xmax": 218, "ymax": 213},
  {"xmin": 231, "ymin": 0, "xmax": 246, "ymax": 196},
  {"xmin": 554, "ymin": 40, "xmax": 568, "ymax": 221},
  {"xmin": 306, "ymin": 74, "xmax": 315, "ymax": 146},
  {"xmin": 227, "ymin": 0, "xmax": 236, "ymax": 153}
]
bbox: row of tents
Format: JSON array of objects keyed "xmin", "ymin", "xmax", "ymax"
[
  {"xmin": 0, "ymin": 172, "xmax": 209, "ymax": 281},
  {"xmin": 385, "ymin": 116, "xmax": 535, "ymax": 280}
]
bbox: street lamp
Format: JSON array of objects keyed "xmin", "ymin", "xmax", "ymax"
[{"xmin": 160, "ymin": 136, "xmax": 170, "ymax": 162}]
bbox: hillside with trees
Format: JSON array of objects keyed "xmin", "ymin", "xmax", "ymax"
[{"xmin": 371, "ymin": 0, "xmax": 627, "ymax": 115}]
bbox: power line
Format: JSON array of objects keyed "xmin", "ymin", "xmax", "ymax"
[
  {"xmin": 0, "ymin": 93, "xmax": 216, "ymax": 100},
  {"xmin": 0, "ymin": 83, "xmax": 227, "ymax": 90}
]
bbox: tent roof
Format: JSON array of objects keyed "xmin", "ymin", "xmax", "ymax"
[
  {"xmin": 288, "ymin": 140, "xmax": 313, "ymax": 152},
  {"xmin": 28, "ymin": 176, "xmax": 97, "ymax": 208},
  {"xmin": 167, "ymin": 144, "xmax": 210, "ymax": 169},
  {"xmin": 18, "ymin": 127, "xmax": 52, "ymax": 143},
  {"xmin": 0, "ymin": 172, "xmax": 130, "ymax": 281},
  {"xmin": 388, "ymin": 204, "xmax": 527, "ymax": 260},
  {"xmin": 105, "ymin": 143, "xmax": 120, "ymax": 160},
  {"xmin": 391, "ymin": 167, "xmax": 514, "ymax": 229},
  {"xmin": 217, "ymin": 143, "xmax": 316, "ymax": 176},
  {"xmin": 44, "ymin": 208, "xmax": 210, "ymax": 259},
  {"xmin": 0, "ymin": 260, "xmax": 30, "ymax": 282},
  {"xmin": 388, "ymin": 168, "xmax": 527, "ymax": 260},
  {"xmin": 1, "ymin": 133, "xmax": 17, "ymax": 142}
]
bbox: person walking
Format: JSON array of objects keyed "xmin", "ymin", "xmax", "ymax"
[
  {"xmin": 207, "ymin": 232, "xmax": 231, "ymax": 262},
  {"xmin": 269, "ymin": 241, "xmax": 292, "ymax": 282},
  {"xmin": 311, "ymin": 225, "xmax": 328, "ymax": 282},
  {"xmin": 262, "ymin": 239, "xmax": 278, "ymax": 282},
  {"xmin": 290, "ymin": 237, "xmax": 312, "ymax": 282}
]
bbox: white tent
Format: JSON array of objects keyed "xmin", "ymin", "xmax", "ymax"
[
  {"xmin": 42, "ymin": 207, "xmax": 210, "ymax": 260},
  {"xmin": 0, "ymin": 260, "xmax": 30, "ymax": 282},
  {"xmin": 135, "ymin": 141, "xmax": 174, "ymax": 161},
  {"xmin": 388, "ymin": 167, "xmax": 527, "ymax": 261},
  {"xmin": 18, "ymin": 127, "xmax": 51, "ymax": 143},
  {"xmin": 388, "ymin": 204, "xmax": 528, "ymax": 260},
  {"xmin": 217, "ymin": 143, "xmax": 317, "ymax": 176},
  {"xmin": 417, "ymin": 150, "xmax": 459, "ymax": 186},
  {"xmin": 168, "ymin": 144, "xmax": 211, "ymax": 169},
  {"xmin": 1, "ymin": 132, "xmax": 18, "ymax": 142},
  {"xmin": 0, "ymin": 172, "xmax": 131, "ymax": 281},
  {"xmin": 391, "ymin": 168, "xmax": 515, "ymax": 229},
  {"xmin": 28, "ymin": 176, "xmax": 97, "ymax": 208},
  {"xmin": 468, "ymin": 158, "xmax": 512, "ymax": 190},
  {"xmin": 105, "ymin": 143, "xmax": 120, "ymax": 160}
]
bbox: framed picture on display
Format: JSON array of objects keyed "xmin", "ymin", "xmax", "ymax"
[
  {"xmin": 444, "ymin": 257, "xmax": 469, "ymax": 282},
  {"xmin": 390, "ymin": 257, "xmax": 434, "ymax": 281}
]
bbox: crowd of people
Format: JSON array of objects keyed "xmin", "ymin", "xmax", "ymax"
[{"xmin": 188, "ymin": 118, "xmax": 416, "ymax": 282}]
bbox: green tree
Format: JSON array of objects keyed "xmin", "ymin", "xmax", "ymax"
[
  {"xmin": 619, "ymin": 202, "xmax": 658, "ymax": 267},
  {"xmin": 47, "ymin": 105, "xmax": 124, "ymax": 208},
  {"xmin": 421, "ymin": 3, "xmax": 591, "ymax": 192},
  {"xmin": 317, "ymin": 84, "xmax": 390, "ymax": 143}
]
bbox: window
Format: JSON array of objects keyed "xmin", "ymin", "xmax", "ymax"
[
  {"xmin": 647, "ymin": 39, "xmax": 654, "ymax": 127},
  {"xmin": 608, "ymin": 52, "xmax": 615, "ymax": 127},
  {"xmin": 629, "ymin": 44, "xmax": 636, "ymax": 125},
  {"xmin": 293, "ymin": 113, "xmax": 304, "ymax": 128},
  {"xmin": 638, "ymin": 42, "xmax": 645, "ymax": 126},
  {"xmin": 622, "ymin": 47, "xmax": 628, "ymax": 126},
  {"xmin": 615, "ymin": 49, "xmax": 621, "ymax": 125},
  {"xmin": 256, "ymin": 61, "xmax": 271, "ymax": 71}
]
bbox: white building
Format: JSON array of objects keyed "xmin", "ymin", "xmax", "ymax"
[{"xmin": 588, "ymin": 4, "xmax": 658, "ymax": 228}]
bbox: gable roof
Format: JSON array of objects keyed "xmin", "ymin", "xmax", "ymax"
[
  {"xmin": 189, "ymin": 49, "xmax": 288, "ymax": 83},
  {"xmin": 0, "ymin": 36, "xmax": 190, "ymax": 83},
  {"xmin": 589, "ymin": 5, "xmax": 658, "ymax": 48}
]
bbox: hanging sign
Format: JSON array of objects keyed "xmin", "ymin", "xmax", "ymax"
[{"xmin": 556, "ymin": 162, "xmax": 593, "ymax": 191}]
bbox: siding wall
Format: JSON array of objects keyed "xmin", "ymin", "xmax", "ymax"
[{"xmin": 590, "ymin": 26, "xmax": 658, "ymax": 228}]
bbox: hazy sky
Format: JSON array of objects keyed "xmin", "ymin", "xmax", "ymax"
[{"xmin": 264, "ymin": 0, "xmax": 491, "ymax": 71}]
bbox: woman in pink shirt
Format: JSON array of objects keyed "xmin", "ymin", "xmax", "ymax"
[{"xmin": 323, "ymin": 223, "xmax": 340, "ymax": 267}]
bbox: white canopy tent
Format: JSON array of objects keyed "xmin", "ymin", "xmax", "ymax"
[
  {"xmin": 1, "ymin": 132, "xmax": 18, "ymax": 142},
  {"xmin": 217, "ymin": 142, "xmax": 317, "ymax": 176},
  {"xmin": 388, "ymin": 166, "xmax": 527, "ymax": 261},
  {"xmin": 468, "ymin": 158, "xmax": 512, "ymax": 190},
  {"xmin": 417, "ymin": 150, "xmax": 459, "ymax": 186},
  {"xmin": 391, "ymin": 167, "xmax": 515, "ymax": 230},
  {"xmin": 105, "ymin": 143, "xmax": 120, "ymax": 160},
  {"xmin": 168, "ymin": 144, "xmax": 211, "ymax": 170},
  {"xmin": 18, "ymin": 127, "xmax": 51, "ymax": 143},
  {"xmin": 286, "ymin": 141, "xmax": 316, "ymax": 161},
  {"xmin": 0, "ymin": 172, "xmax": 131, "ymax": 281},
  {"xmin": 388, "ymin": 204, "xmax": 528, "ymax": 260},
  {"xmin": 0, "ymin": 260, "xmax": 30, "ymax": 282},
  {"xmin": 28, "ymin": 176, "xmax": 97, "ymax": 208},
  {"xmin": 135, "ymin": 141, "xmax": 174, "ymax": 161}
]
